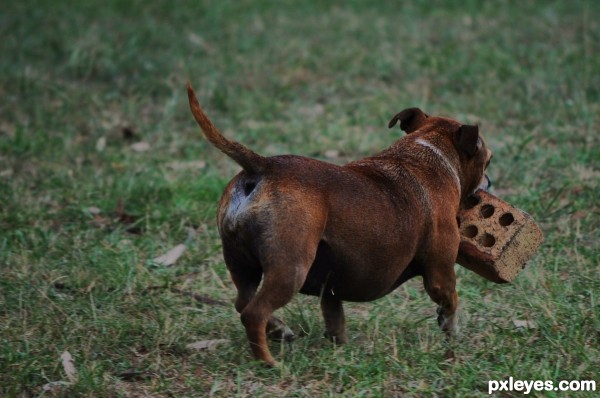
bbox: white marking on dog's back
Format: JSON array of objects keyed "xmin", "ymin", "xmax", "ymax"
[{"xmin": 415, "ymin": 138, "xmax": 461, "ymax": 193}]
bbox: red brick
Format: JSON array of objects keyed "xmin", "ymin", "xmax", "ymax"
[{"xmin": 457, "ymin": 190, "xmax": 544, "ymax": 283}]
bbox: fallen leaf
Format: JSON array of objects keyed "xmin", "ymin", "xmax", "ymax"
[
  {"xmin": 91, "ymin": 214, "xmax": 111, "ymax": 228},
  {"xmin": 186, "ymin": 339, "xmax": 230, "ymax": 351},
  {"xmin": 151, "ymin": 228, "xmax": 196, "ymax": 266},
  {"xmin": 60, "ymin": 351, "xmax": 77, "ymax": 382},
  {"xmin": 184, "ymin": 227, "xmax": 197, "ymax": 245},
  {"xmin": 166, "ymin": 160, "xmax": 207, "ymax": 171},
  {"xmin": 512, "ymin": 319, "xmax": 537, "ymax": 329},
  {"xmin": 96, "ymin": 136, "xmax": 106, "ymax": 152},
  {"xmin": 187, "ymin": 32, "xmax": 204, "ymax": 46},
  {"xmin": 152, "ymin": 244, "xmax": 187, "ymax": 266},
  {"xmin": 571, "ymin": 211, "xmax": 587, "ymax": 221},
  {"xmin": 407, "ymin": 380, "xmax": 428, "ymax": 391},
  {"xmin": 130, "ymin": 141, "xmax": 150, "ymax": 152},
  {"xmin": 298, "ymin": 104, "xmax": 325, "ymax": 118},
  {"xmin": 0, "ymin": 121, "xmax": 16, "ymax": 136},
  {"xmin": 187, "ymin": 32, "xmax": 213, "ymax": 53},
  {"xmin": 324, "ymin": 149, "xmax": 340, "ymax": 159},
  {"xmin": 42, "ymin": 381, "xmax": 70, "ymax": 392},
  {"xmin": 85, "ymin": 280, "xmax": 96, "ymax": 293},
  {"xmin": 182, "ymin": 306, "xmax": 204, "ymax": 312},
  {"xmin": 571, "ymin": 164, "xmax": 600, "ymax": 183}
]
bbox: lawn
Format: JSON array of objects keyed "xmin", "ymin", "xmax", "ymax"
[{"xmin": 1, "ymin": 0, "xmax": 598, "ymax": 396}]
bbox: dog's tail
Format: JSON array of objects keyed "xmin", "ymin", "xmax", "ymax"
[{"xmin": 187, "ymin": 82, "xmax": 267, "ymax": 174}]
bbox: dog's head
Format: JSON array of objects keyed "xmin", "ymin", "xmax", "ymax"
[{"xmin": 389, "ymin": 108, "xmax": 493, "ymax": 198}]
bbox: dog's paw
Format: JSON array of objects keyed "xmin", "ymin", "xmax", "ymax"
[
  {"xmin": 323, "ymin": 331, "xmax": 348, "ymax": 344},
  {"xmin": 436, "ymin": 307, "xmax": 458, "ymax": 336},
  {"xmin": 267, "ymin": 318, "xmax": 296, "ymax": 342}
]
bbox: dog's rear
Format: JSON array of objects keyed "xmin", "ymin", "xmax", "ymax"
[{"xmin": 189, "ymin": 84, "xmax": 329, "ymax": 365}]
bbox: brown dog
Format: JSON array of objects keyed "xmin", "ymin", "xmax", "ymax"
[{"xmin": 187, "ymin": 83, "xmax": 492, "ymax": 366}]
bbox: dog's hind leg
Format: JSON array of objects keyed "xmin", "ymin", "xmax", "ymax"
[
  {"xmin": 226, "ymin": 255, "xmax": 295, "ymax": 343},
  {"xmin": 239, "ymin": 261, "xmax": 312, "ymax": 366},
  {"xmin": 239, "ymin": 219, "xmax": 324, "ymax": 365}
]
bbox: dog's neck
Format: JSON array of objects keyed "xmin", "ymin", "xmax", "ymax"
[{"xmin": 415, "ymin": 138, "xmax": 461, "ymax": 194}]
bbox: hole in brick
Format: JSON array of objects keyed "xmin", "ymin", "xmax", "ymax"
[
  {"xmin": 463, "ymin": 225, "xmax": 478, "ymax": 238},
  {"xmin": 481, "ymin": 233, "xmax": 496, "ymax": 247},
  {"xmin": 464, "ymin": 194, "xmax": 481, "ymax": 209},
  {"xmin": 480, "ymin": 204, "xmax": 495, "ymax": 218},
  {"xmin": 499, "ymin": 212, "xmax": 515, "ymax": 226}
]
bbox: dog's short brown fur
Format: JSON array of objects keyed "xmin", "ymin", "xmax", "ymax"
[{"xmin": 187, "ymin": 83, "xmax": 492, "ymax": 366}]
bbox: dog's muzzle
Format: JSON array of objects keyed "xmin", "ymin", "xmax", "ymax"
[{"xmin": 478, "ymin": 174, "xmax": 492, "ymax": 191}]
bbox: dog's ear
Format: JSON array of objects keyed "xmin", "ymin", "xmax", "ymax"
[
  {"xmin": 388, "ymin": 108, "xmax": 428, "ymax": 133},
  {"xmin": 453, "ymin": 124, "xmax": 481, "ymax": 157}
]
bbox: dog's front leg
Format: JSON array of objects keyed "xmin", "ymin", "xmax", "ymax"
[
  {"xmin": 423, "ymin": 264, "xmax": 458, "ymax": 335},
  {"xmin": 320, "ymin": 296, "xmax": 348, "ymax": 344}
]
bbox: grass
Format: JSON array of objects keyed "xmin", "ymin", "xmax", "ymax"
[{"xmin": 1, "ymin": 0, "xmax": 599, "ymax": 396}]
